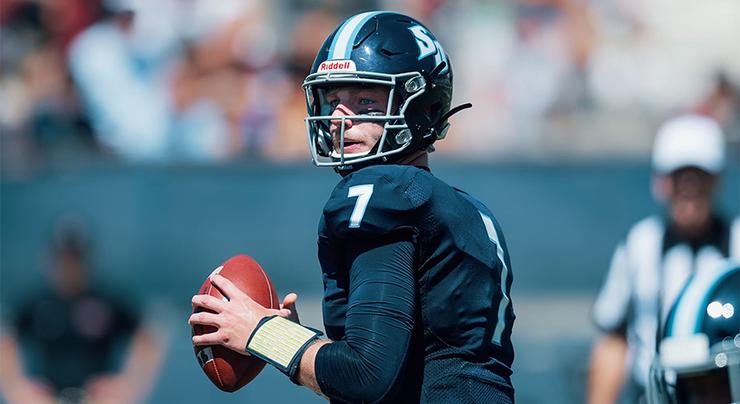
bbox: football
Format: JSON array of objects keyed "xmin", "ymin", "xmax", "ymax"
[{"xmin": 192, "ymin": 255, "xmax": 280, "ymax": 392}]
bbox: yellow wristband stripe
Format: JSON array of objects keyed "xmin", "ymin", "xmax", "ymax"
[{"xmin": 247, "ymin": 317, "xmax": 318, "ymax": 368}]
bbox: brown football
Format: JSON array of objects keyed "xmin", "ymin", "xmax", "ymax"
[{"xmin": 192, "ymin": 255, "xmax": 280, "ymax": 392}]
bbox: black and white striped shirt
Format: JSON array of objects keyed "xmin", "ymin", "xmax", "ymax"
[{"xmin": 592, "ymin": 214, "xmax": 740, "ymax": 388}]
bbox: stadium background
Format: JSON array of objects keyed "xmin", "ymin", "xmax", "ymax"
[{"xmin": 1, "ymin": 0, "xmax": 739, "ymax": 403}]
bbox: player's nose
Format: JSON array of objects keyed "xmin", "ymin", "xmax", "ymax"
[{"xmin": 330, "ymin": 106, "xmax": 353, "ymax": 129}]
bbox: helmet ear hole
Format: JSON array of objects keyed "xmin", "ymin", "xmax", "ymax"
[{"xmin": 429, "ymin": 101, "xmax": 444, "ymax": 126}]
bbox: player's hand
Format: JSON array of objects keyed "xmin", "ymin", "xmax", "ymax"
[
  {"xmin": 84, "ymin": 374, "xmax": 134, "ymax": 404},
  {"xmin": 3, "ymin": 378, "xmax": 55, "ymax": 404},
  {"xmin": 280, "ymin": 292, "xmax": 300, "ymax": 323},
  {"xmin": 189, "ymin": 274, "xmax": 290, "ymax": 354}
]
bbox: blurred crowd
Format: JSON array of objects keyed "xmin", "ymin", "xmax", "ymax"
[{"xmin": 1, "ymin": 0, "xmax": 739, "ymax": 175}]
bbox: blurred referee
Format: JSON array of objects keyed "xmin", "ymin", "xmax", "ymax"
[{"xmin": 587, "ymin": 114, "xmax": 740, "ymax": 404}]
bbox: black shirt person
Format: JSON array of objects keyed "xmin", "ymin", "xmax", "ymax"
[{"xmin": 0, "ymin": 220, "xmax": 164, "ymax": 404}]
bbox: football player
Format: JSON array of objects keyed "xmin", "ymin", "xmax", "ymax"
[
  {"xmin": 647, "ymin": 262, "xmax": 740, "ymax": 404},
  {"xmin": 189, "ymin": 11, "xmax": 516, "ymax": 402}
]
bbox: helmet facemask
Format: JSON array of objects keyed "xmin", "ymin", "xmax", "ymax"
[
  {"xmin": 647, "ymin": 265, "xmax": 740, "ymax": 404},
  {"xmin": 648, "ymin": 340, "xmax": 740, "ymax": 404},
  {"xmin": 303, "ymin": 70, "xmax": 427, "ymax": 169}
]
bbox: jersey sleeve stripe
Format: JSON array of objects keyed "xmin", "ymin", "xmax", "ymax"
[{"xmin": 480, "ymin": 212, "xmax": 511, "ymax": 345}]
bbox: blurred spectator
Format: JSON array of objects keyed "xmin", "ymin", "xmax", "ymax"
[
  {"xmin": 67, "ymin": 0, "xmax": 180, "ymax": 162},
  {"xmin": 506, "ymin": 0, "xmax": 595, "ymax": 151},
  {"xmin": 0, "ymin": 217, "xmax": 166, "ymax": 404},
  {"xmin": 694, "ymin": 72, "xmax": 740, "ymax": 142},
  {"xmin": 171, "ymin": 0, "xmax": 281, "ymax": 160},
  {"xmin": 586, "ymin": 0, "xmax": 740, "ymax": 144},
  {"xmin": 1, "ymin": 1, "xmax": 99, "ymax": 174},
  {"xmin": 22, "ymin": 44, "xmax": 98, "ymax": 162},
  {"xmin": 3, "ymin": 1, "xmax": 740, "ymax": 167},
  {"xmin": 69, "ymin": 0, "xmax": 288, "ymax": 162},
  {"xmin": 422, "ymin": 0, "xmax": 598, "ymax": 158},
  {"xmin": 169, "ymin": 31, "xmax": 246, "ymax": 161},
  {"xmin": 587, "ymin": 114, "xmax": 740, "ymax": 404}
]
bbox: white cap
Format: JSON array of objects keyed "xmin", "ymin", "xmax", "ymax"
[{"xmin": 652, "ymin": 114, "xmax": 725, "ymax": 174}]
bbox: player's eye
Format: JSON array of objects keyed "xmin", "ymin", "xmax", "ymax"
[{"xmin": 357, "ymin": 98, "xmax": 383, "ymax": 115}]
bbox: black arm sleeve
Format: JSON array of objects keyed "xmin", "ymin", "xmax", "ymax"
[{"xmin": 315, "ymin": 239, "xmax": 417, "ymax": 403}]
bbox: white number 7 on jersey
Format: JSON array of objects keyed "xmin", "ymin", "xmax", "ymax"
[{"xmin": 348, "ymin": 184, "xmax": 374, "ymax": 228}]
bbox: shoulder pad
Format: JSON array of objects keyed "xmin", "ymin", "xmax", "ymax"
[{"xmin": 323, "ymin": 166, "xmax": 431, "ymax": 240}]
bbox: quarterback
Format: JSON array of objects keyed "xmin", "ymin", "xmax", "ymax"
[{"xmin": 190, "ymin": 11, "xmax": 516, "ymax": 403}]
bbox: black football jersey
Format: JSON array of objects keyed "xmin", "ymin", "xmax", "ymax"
[
  {"xmin": 11, "ymin": 289, "xmax": 139, "ymax": 391},
  {"xmin": 318, "ymin": 164, "xmax": 515, "ymax": 391}
]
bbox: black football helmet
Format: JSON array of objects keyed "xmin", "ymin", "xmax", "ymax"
[
  {"xmin": 648, "ymin": 262, "xmax": 740, "ymax": 404},
  {"xmin": 302, "ymin": 11, "xmax": 469, "ymax": 170}
]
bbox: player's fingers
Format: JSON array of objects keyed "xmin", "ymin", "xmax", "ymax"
[
  {"xmin": 188, "ymin": 311, "xmax": 220, "ymax": 327},
  {"xmin": 210, "ymin": 274, "xmax": 247, "ymax": 301},
  {"xmin": 192, "ymin": 331, "xmax": 222, "ymax": 346},
  {"xmin": 280, "ymin": 292, "xmax": 300, "ymax": 322},
  {"xmin": 192, "ymin": 294, "xmax": 227, "ymax": 313},
  {"xmin": 281, "ymin": 292, "xmax": 298, "ymax": 310}
]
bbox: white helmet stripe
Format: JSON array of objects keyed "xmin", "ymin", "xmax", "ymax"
[
  {"xmin": 328, "ymin": 11, "xmax": 383, "ymax": 60},
  {"xmin": 668, "ymin": 263, "xmax": 736, "ymax": 336}
]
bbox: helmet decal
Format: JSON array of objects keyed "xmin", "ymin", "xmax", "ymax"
[
  {"xmin": 317, "ymin": 60, "xmax": 357, "ymax": 73},
  {"xmin": 408, "ymin": 25, "xmax": 448, "ymax": 73}
]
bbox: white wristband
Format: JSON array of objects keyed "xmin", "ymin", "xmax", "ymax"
[{"xmin": 246, "ymin": 316, "xmax": 321, "ymax": 378}]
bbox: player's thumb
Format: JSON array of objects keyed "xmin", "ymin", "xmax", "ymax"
[{"xmin": 280, "ymin": 293, "xmax": 300, "ymax": 322}]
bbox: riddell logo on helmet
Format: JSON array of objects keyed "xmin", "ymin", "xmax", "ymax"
[{"xmin": 318, "ymin": 60, "xmax": 356, "ymax": 72}]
